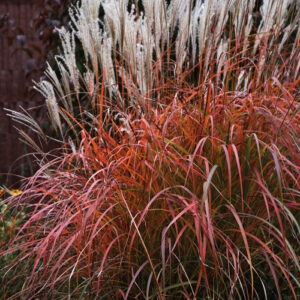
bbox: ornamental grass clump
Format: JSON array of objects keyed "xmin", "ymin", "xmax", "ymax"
[{"xmin": 1, "ymin": 0, "xmax": 300, "ymax": 299}]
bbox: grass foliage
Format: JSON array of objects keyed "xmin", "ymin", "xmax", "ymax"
[{"xmin": 1, "ymin": 0, "xmax": 300, "ymax": 299}]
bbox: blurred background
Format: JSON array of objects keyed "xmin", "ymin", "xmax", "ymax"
[{"xmin": 0, "ymin": 0, "xmax": 73, "ymax": 185}]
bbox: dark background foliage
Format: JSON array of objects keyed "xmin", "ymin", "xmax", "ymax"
[{"xmin": 0, "ymin": 0, "xmax": 76, "ymax": 186}]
